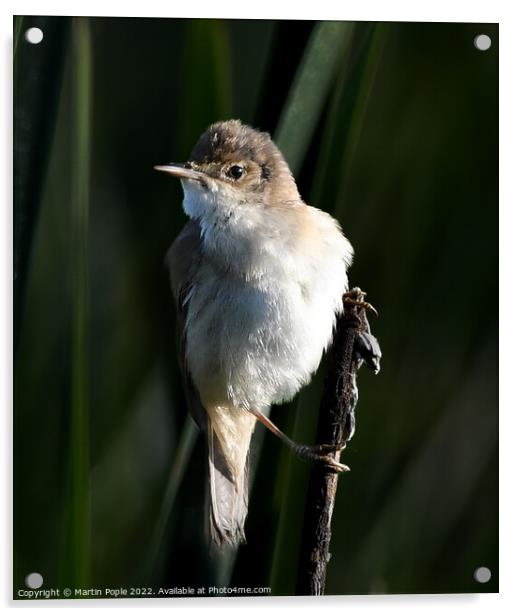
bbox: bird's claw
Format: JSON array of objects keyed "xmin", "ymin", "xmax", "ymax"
[
  {"xmin": 343, "ymin": 295, "xmax": 378, "ymax": 316},
  {"xmin": 294, "ymin": 443, "xmax": 350, "ymax": 473},
  {"xmin": 320, "ymin": 455, "xmax": 350, "ymax": 474},
  {"xmin": 343, "ymin": 289, "xmax": 378, "ymax": 317}
]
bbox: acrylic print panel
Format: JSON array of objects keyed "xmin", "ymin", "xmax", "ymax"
[{"xmin": 13, "ymin": 16, "xmax": 498, "ymax": 599}]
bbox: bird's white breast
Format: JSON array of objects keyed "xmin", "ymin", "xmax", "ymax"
[{"xmin": 182, "ymin": 183, "xmax": 353, "ymax": 412}]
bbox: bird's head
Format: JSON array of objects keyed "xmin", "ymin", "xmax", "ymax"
[{"xmin": 155, "ymin": 120, "xmax": 300, "ymax": 222}]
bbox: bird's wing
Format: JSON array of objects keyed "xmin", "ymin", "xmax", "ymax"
[
  {"xmin": 165, "ymin": 219, "xmax": 207, "ymax": 430},
  {"xmin": 166, "ymin": 220, "xmax": 251, "ymax": 545}
]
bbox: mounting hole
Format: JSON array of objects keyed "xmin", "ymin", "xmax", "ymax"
[
  {"xmin": 25, "ymin": 572, "xmax": 43, "ymax": 589},
  {"xmin": 474, "ymin": 566, "xmax": 492, "ymax": 583},
  {"xmin": 24, "ymin": 27, "xmax": 44, "ymax": 45},
  {"xmin": 474, "ymin": 34, "xmax": 491, "ymax": 51}
]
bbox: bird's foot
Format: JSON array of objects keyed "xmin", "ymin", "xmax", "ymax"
[{"xmin": 294, "ymin": 442, "xmax": 350, "ymax": 473}]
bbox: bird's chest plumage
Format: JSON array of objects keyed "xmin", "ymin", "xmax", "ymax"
[{"xmin": 183, "ymin": 227, "xmax": 348, "ymax": 411}]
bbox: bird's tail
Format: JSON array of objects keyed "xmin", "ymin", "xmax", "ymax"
[{"xmin": 206, "ymin": 406, "xmax": 257, "ymax": 546}]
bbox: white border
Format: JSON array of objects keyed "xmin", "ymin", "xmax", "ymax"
[
  {"xmin": 0, "ymin": 0, "xmax": 506, "ymax": 21},
  {"xmin": 3, "ymin": 1, "xmax": 519, "ymax": 614}
]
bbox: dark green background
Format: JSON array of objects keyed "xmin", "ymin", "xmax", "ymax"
[{"xmin": 14, "ymin": 17, "xmax": 498, "ymax": 596}]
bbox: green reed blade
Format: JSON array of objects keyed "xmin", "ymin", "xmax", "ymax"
[
  {"xmin": 68, "ymin": 16, "xmax": 92, "ymax": 588},
  {"xmin": 275, "ymin": 21, "xmax": 355, "ymax": 176}
]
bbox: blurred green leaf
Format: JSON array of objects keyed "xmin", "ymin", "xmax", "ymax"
[
  {"xmin": 13, "ymin": 16, "xmax": 69, "ymax": 352},
  {"xmin": 178, "ymin": 19, "xmax": 233, "ymax": 153},
  {"xmin": 13, "ymin": 16, "xmax": 23, "ymax": 60},
  {"xmin": 333, "ymin": 24, "xmax": 387, "ymax": 215},
  {"xmin": 275, "ymin": 21, "xmax": 354, "ymax": 175},
  {"xmin": 145, "ymin": 416, "xmax": 197, "ymax": 581},
  {"xmin": 67, "ymin": 16, "xmax": 92, "ymax": 587}
]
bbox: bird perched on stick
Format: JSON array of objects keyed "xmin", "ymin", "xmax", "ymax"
[{"xmin": 156, "ymin": 120, "xmax": 354, "ymax": 546}]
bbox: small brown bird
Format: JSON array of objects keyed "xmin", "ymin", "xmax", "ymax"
[{"xmin": 156, "ymin": 120, "xmax": 354, "ymax": 546}]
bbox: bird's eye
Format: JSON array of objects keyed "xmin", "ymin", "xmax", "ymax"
[{"xmin": 227, "ymin": 165, "xmax": 245, "ymax": 180}]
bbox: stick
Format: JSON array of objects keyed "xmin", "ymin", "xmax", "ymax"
[{"xmin": 296, "ymin": 287, "xmax": 381, "ymax": 595}]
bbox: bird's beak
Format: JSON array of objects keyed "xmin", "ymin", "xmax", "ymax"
[{"xmin": 154, "ymin": 163, "xmax": 206, "ymax": 183}]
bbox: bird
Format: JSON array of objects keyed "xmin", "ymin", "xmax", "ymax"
[{"xmin": 155, "ymin": 119, "xmax": 354, "ymax": 547}]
